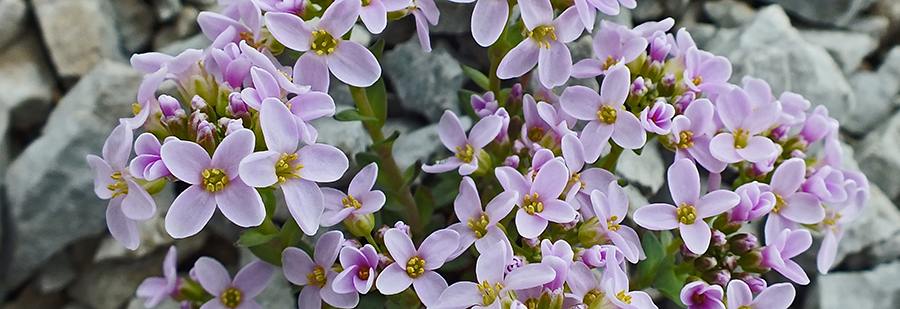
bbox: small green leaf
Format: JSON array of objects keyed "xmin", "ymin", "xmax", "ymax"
[
  {"xmin": 460, "ymin": 64, "xmax": 491, "ymax": 91},
  {"xmin": 237, "ymin": 229, "xmax": 279, "ymax": 247},
  {"xmin": 248, "ymin": 243, "xmax": 283, "ymax": 266},
  {"xmin": 414, "ymin": 187, "xmax": 436, "ymax": 227},
  {"xmin": 402, "ymin": 160, "xmax": 422, "ymax": 190},
  {"xmin": 653, "ymin": 253, "xmax": 688, "ymax": 307},
  {"xmin": 334, "ymin": 108, "xmax": 378, "ymax": 123},
  {"xmin": 370, "ymin": 130, "xmax": 400, "ymax": 153},
  {"xmin": 259, "ymin": 187, "xmax": 277, "ymax": 218},
  {"xmin": 366, "ymin": 40, "xmax": 388, "ymax": 127},
  {"xmin": 635, "ymin": 232, "xmax": 665, "ymax": 289}
]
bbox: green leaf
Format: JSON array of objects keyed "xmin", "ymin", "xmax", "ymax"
[
  {"xmin": 248, "ymin": 243, "xmax": 283, "ymax": 266},
  {"xmin": 653, "ymin": 253, "xmax": 688, "ymax": 307},
  {"xmin": 370, "ymin": 130, "xmax": 400, "ymax": 153},
  {"xmin": 458, "ymin": 89, "xmax": 480, "ymax": 121},
  {"xmin": 334, "ymin": 108, "xmax": 378, "ymax": 123},
  {"xmin": 460, "ymin": 64, "xmax": 491, "ymax": 91},
  {"xmin": 414, "ymin": 187, "xmax": 435, "ymax": 227},
  {"xmin": 259, "ymin": 187, "xmax": 277, "ymax": 218},
  {"xmin": 402, "ymin": 160, "xmax": 422, "ymax": 190},
  {"xmin": 366, "ymin": 40, "xmax": 388, "ymax": 127},
  {"xmin": 237, "ymin": 229, "xmax": 279, "ymax": 247},
  {"xmin": 635, "ymin": 232, "xmax": 665, "ymax": 289}
]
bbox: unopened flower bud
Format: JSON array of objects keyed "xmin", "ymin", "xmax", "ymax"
[
  {"xmin": 393, "ymin": 221, "xmax": 411, "ymax": 237},
  {"xmin": 673, "ymin": 92, "xmax": 695, "ymax": 113},
  {"xmin": 729, "ymin": 233, "xmax": 758, "ymax": 255},
  {"xmin": 343, "ymin": 213, "xmax": 375, "ymax": 238},
  {"xmin": 790, "ymin": 149, "xmax": 806, "ymax": 159},
  {"xmin": 702, "ymin": 269, "xmax": 731, "ymax": 287},
  {"xmin": 471, "ymin": 91, "xmax": 498, "ymax": 118},
  {"xmin": 738, "ymin": 249, "xmax": 769, "ymax": 273},
  {"xmin": 770, "ymin": 124, "xmax": 790, "ymax": 142},
  {"xmin": 217, "ymin": 118, "xmax": 244, "ymax": 136},
  {"xmin": 681, "ymin": 244, "xmax": 700, "ymax": 261},
  {"xmin": 503, "ymin": 155, "xmax": 520, "ymax": 168},
  {"xmin": 341, "ymin": 238, "xmax": 362, "ymax": 248},
  {"xmin": 630, "ymin": 76, "xmax": 648, "ymax": 98},
  {"xmin": 694, "ymin": 256, "xmax": 717, "ymax": 272},
  {"xmin": 190, "ymin": 95, "xmax": 208, "ymax": 111},
  {"xmin": 158, "ymin": 95, "xmax": 184, "ymax": 118},
  {"xmin": 711, "ymin": 229, "xmax": 728, "ymax": 248},
  {"xmin": 557, "ymin": 213, "xmax": 579, "ymax": 231},
  {"xmin": 375, "ymin": 225, "xmax": 390, "ymax": 240},
  {"xmin": 659, "ymin": 72, "xmax": 676, "ymax": 96},
  {"xmin": 722, "ymin": 255, "xmax": 738, "ymax": 271},
  {"xmin": 744, "ymin": 276, "xmax": 767, "ymax": 293},
  {"xmin": 378, "ymin": 253, "xmax": 393, "ymax": 268},
  {"xmin": 577, "ymin": 217, "xmax": 608, "ymax": 248},
  {"xmin": 523, "ymin": 237, "xmax": 540, "ymax": 248},
  {"xmin": 227, "ymin": 92, "xmax": 251, "ymax": 119},
  {"xmin": 180, "ymin": 300, "xmax": 192, "ymax": 309}
]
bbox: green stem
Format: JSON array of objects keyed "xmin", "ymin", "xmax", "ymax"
[
  {"xmin": 364, "ymin": 234, "xmax": 382, "ymax": 252},
  {"xmin": 487, "ymin": 1, "xmax": 516, "ymax": 96},
  {"xmin": 601, "ymin": 143, "xmax": 624, "ymax": 173},
  {"xmin": 349, "ymin": 85, "xmax": 423, "ymax": 237}
]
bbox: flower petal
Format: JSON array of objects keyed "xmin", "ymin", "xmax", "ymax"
[
  {"xmin": 384, "ymin": 228, "xmax": 416, "ymax": 263},
  {"xmin": 696, "ymin": 190, "xmax": 740, "ymax": 218},
  {"xmin": 455, "ymin": 177, "xmax": 483, "ymax": 222},
  {"xmin": 471, "ymin": 0, "xmax": 508, "ymax": 46},
  {"xmin": 233, "ymin": 260, "xmax": 274, "ymax": 297},
  {"xmin": 238, "ymin": 151, "xmax": 280, "ymax": 188},
  {"xmin": 467, "ymin": 115, "xmax": 503, "ymax": 149},
  {"xmin": 532, "ymin": 158, "xmax": 569, "ymax": 198},
  {"xmin": 194, "ymin": 257, "xmax": 232, "ymax": 295},
  {"xmin": 601, "ymin": 65, "xmax": 630, "ymax": 108},
  {"xmin": 328, "ymin": 40, "xmax": 381, "ymax": 88},
  {"xmin": 160, "ymin": 141, "xmax": 211, "ymax": 185},
  {"xmin": 212, "ymin": 129, "xmax": 255, "ymax": 178},
  {"xmin": 419, "ymin": 229, "xmax": 460, "ymax": 269},
  {"xmin": 295, "ymin": 53, "xmax": 330, "ymax": 92},
  {"xmin": 282, "ymin": 247, "xmax": 316, "ymax": 285},
  {"xmin": 771, "ymin": 158, "xmax": 805, "ymax": 196},
  {"xmin": 375, "ymin": 264, "xmax": 413, "ymax": 294},
  {"xmin": 318, "ymin": 0, "xmax": 361, "ymax": 36},
  {"xmin": 611, "ymin": 111, "xmax": 646, "ymax": 149},
  {"xmin": 752, "ymin": 283, "xmax": 795, "ymax": 309},
  {"xmin": 633, "ymin": 203, "xmax": 679, "ymax": 230},
  {"xmin": 412, "ymin": 271, "xmax": 448, "ymax": 307},
  {"xmin": 780, "ymin": 192, "xmax": 825, "ymax": 224},
  {"xmin": 283, "ymin": 179, "xmax": 325, "ymax": 235},
  {"xmin": 165, "ymin": 186, "xmax": 217, "ymax": 238},
  {"xmin": 216, "ymin": 179, "xmax": 265, "ymax": 227},
  {"xmin": 121, "ymin": 179, "xmax": 157, "ymax": 220},
  {"xmin": 359, "ymin": 2, "xmax": 388, "ymax": 34},
  {"xmin": 260, "ymin": 98, "xmax": 299, "ymax": 154},
  {"xmin": 537, "ymin": 40, "xmax": 572, "ymax": 88},
  {"xmin": 668, "ymin": 158, "xmax": 700, "ymax": 206},
  {"xmin": 726, "ymin": 280, "xmax": 752, "ymax": 309},
  {"xmin": 431, "ymin": 282, "xmax": 482, "ymax": 309},
  {"xmin": 264, "ymin": 12, "xmax": 313, "ymax": 51},
  {"xmin": 106, "ymin": 198, "xmax": 140, "ymax": 250},
  {"xmin": 560, "ymin": 85, "xmax": 602, "ymax": 121},
  {"xmin": 536, "ymin": 200, "xmax": 576, "ymax": 223},
  {"xmin": 680, "ymin": 221, "xmax": 711, "ymax": 255},
  {"xmin": 516, "ymin": 208, "xmax": 549, "ymax": 238},
  {"xmin": 503, "ymin": 263, "xmax": 556, "ymax": 290},
  {"xmin": 297, "ymin": 144, "xmax": 349, "ymax": 182},
  {"xmin": 497, "ymin": 39, "xmax": 540, "ymax": 79}
]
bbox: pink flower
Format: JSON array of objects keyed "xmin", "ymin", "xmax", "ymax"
[
  {"xmin": 447, "ymin": 177, "xmax": 517, "ymax": 257},
  {"xmin": 680, "ymin": 281, "xmax": 724, "ymax": 309},
  {"xmin": 761, "ymin": 229, "xmax": 812, "ymax": 285},
  {"xmin": 376, "ymin": 228, "xmax": 459, "ymax": 306},
  {"xmin": 449, "ymin": 0, "xmax": 510, "ymax": 46},
  {"xmin": 283, "ymin": 231, "xmax": 359, "ymax": 309},
  {"xmin": 266, "ymin": 0, "xmax": 381, "ymax": 91},
  {"xmin": 762, "ymin": 158, "xmax": 825, "ymax": 241},
  {"xmin": 495, "ymin": 157, "xmax": 577, "ymax": 238},
  {"xmin": 192, "ymin": 257, "xmax": 274, "ymax": 309},
  {"xmin": 710, "ymin": 81, "xmax": 781, "ymax": 164},
  {"xmin": 129, "ymin": 133, "xmax": 172, "ymax": 180},
  {"xmin": 633, "ymin": 159, "xmax": 739, "ymax": 254},
  {"xmin": 497, "ymin": 0, "xmax": 583, "ymax": 88},
  {"xmin": 136, "ymin": 246, "xmax": 179, "ymax": 307},
  {"xmin": 160, "ymin": 129, "xmax": 264, "ymax": 238},
  {"xmin": 725, "ymin": 280, "xmax": 795, "ymax": 309},
  {"xmin": 639, "ymin": 99, "xmax": 675, "ymax": 135},
  {"xmin": 333, "ymin": 244, "xmax": 380, "ymax": 294},
  {"xmin": 572, "ymin": 20, "xmax": 647, "ymax": 77},
  {"xmin": 589, "ymin": 182, "xmax": 644, "ymax": 263},
  {"xmin": 321, "ymin": 163, "xmax": 386, "ymax": 226},
  {"xmin": 422, "ymin": 111, "xmax": 502, "ymax": 175}
]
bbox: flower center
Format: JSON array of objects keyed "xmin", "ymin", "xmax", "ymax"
[
  {"xmin": 307, "ymin": 266, "xmax": 327, "ymax": 288},
  {"xmin": 692, "ymin": 76, "xmax": 702, "ymax": 87},
  {"xmin": 522, "ymin": 193, "xmax": 544, "ymax": 215},
  {"xmin": 527, "ymin": 25, "xmax": 557, "ymax": 49},
  {"xmin": 676, "ymin": 203, "xmax": 697, "ymax": 225},
  {"xmin": 358, "ymin": 266, "xmax": 371, "ymax": 280},
  {"xmin": 616, "ymin": 290, "xmax": 632, "ymax": 304},
  {"xmin": 201, "ymin": 169, "xmax": 229, "ymax": 193},
  {"xmin": 221, "ymin": 287, "xmax": 242, "ymax": 308},
  {"xmin": 603, "ymin": 56, "xmax": 619, "ymax": 71},
  {"xmin": 107, "ymin": 172, "xmax": 129, "ymax": 198},
  {"xmin": 733, "ymin": 128, "xmax": 749, "ymax": 149},
  {"xmin": 132, "ymin": 103, "xmax": 142, "ymax": 115},
  {"xmin": 607, "ymin": 215, "xmax": 620, "ymax": 231},
  {"xmin": 405, "ymin": 256, "xmax": 426, "ymax": 278},
  {"xmin": 584, "ymin": 289, "xmax": 603, "ymax": 305},
  {"xmin": 467, "ymin": 214, "xmax": 490, "ymax": 238},
  {"xmin": 310, "ymin": 29, "xmax": 338, "ymax": 55},
  {"xmin": 343, "ymin": 194, "xmax": 363, "ymax": 209},
  {"xmin": 275, "ymin": 153, "xmax": 303, "ymax": 183},
  {"xmin": 524, "ymin": 298, "xmax": 540, "ymax": 309},
  {"xmin": 455, "ymin": 144, "xmax": 475, "ymax": 163},
  {"xmin": 692, "ymin": 292, "xmax": 707, "ymax": 306},
  {"xmin": 476, "ymin": 280, "xmax": 504, "ymax": 305},
  {"xmin": 676, "ymin": 131, "xmax": 694, "ymax": 149},
  {"xmin": 528, "ymin": 126, "xmax": 545, "ymax": 142},
  {"xmin": 772, "ymin": 194, "xmax": 786, "ymax": 213},
  {"xmin": 597, "ymin": 106, "xmax": 618, "ymax": 124},
  {"xmin": 361, "ymin": 0, "xmax": 371, "ymax": 6},
  {"xmin": 738, "ymin": 306, "xmax": 752, "ymax": 309}
]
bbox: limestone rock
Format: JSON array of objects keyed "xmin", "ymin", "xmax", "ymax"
[
  {"xmin": 843, "ymin": 71, "xmax": 899, "ymax": 135},
  {"xmin": 153, "ymin": 5, "xmax": 201, "ymax": 50},
  {"xmin": 67, "ymin": 249, "xmax": 169, "ymax": 309},
  {"xmin": 760, "ymin": 0, "xmax": 876, "ymax": 27},
  {"xmin": 152, "ymin": 0, "xmax": 183, "ymax": 23},
  {"xmin": 616, "ymin": 141, "xmax": 666, "ymax": 197},
  {"xmin": 703, "ymin": 0, "xmax": 757, "ymax": 28},
  {"xmin": 3, "ymin": 61, "xmax": 142, "ymax": 290},
  {"xmin": 856, "ymin": 110, "xmax": 900, "ymax": 200},
  {"xmin": 800, "ymin": 30, "xmax": 878, "ymax": 74},
  {"xmin": 383, "ymin": 40, "xmax": 466, "ymax": 122},
  {"xmin": 431, "ymin": 1, "xmax": 473, "ymax": 35},
  {"xmin": 705, "ymin": 5, "xmax": 856, "ymax": 125},
  {"xmin": 0, "ymin": 0, "xmax": 27, "ymax": 51},
  {"xmin": 806, "ymin": 261, "xmax": 900, "ymax": 309},
  {"xmin": 111, "ymin": 0, "xmax": 156, "ymax": 53},
  {"xmin": 32, "ymin": 0, "xmax": 123, "ymax": 81}
]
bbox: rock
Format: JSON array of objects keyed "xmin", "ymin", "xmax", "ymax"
[
  {"xmin": 382, "ymin": 40, "xmax": 466, "ymax": 122},
  {"xmin": 805, "ymin": 261, "xmax": 900, "ymax": 309},
  {"xmin": 111, "ymin": 0, "xmax": 156, "ymax": 54},
  {"xmin": 633, "ymin": 0, "xmax": 665, "ymax": 23},
  {"xmin": 877, "ymin": 46, "xmax": 900, "ymax": 82},
  {"xmin": 152, "ymin": 0, "xmax": 183, "ymax": 23},
  {"xmin": 832, "ymin": 184, "xmax": 900, "ymax": 269},
  {"xmin": 856, "ymin": 110, "xmax": 900, "ymax": 200},
  {"xmin": 0, "ymin": 0, "xmax": 27, "ymax": 51},
  {"xmin": 3, "ymin": 61, "xmax": 142, "ymax": 290},
  {"xmin": 0, "ymin": 30, "xmax": 57, "ymax": 132},
  {"xmin": 32, "ymin": 0, "xmax": 123, "ymax": 81},
  {"xmin": 843, "ymin": 71, "xmax": 899, "ymax": 135},
  {"xmin": 705, "ymin": 5, "xmax": 856, "ymax": 125},
  {"xmin": 239, "ymin": 248, "xmax": 295, "ymax": 308},
  {"xmin": 153, "ymin": 5, "xmax": 201, "ymax": 50},
  {"xmin": 684, "ymin": 23, "xmax": 719, "ymax": 50},
  {"xmin": 800, "ymin": 30, "xmax": 878, "ymax": 74},
  {"xmin": 616, "ymin": 141, "xmax": 666, "ymax": 197},
  {"xmin": 308, "ymin": 107, "xmax": 372, "ymax": 163},
  {"xmin": 68, "ymin": 248, "xmax": 169, "ymax": 309},
  {"xmin": 36, "ymin": 251, "xmax": 77, "ymax": 294},
  {"xmin": 847, "ymin": 16, "xmax": 891, "ymax": 39},
  {"xmin": 760, "ymin": 0, "xmax": 876, "ymax": 27},
  {"xmin": 431, "ymin": 1, "xmax": 473, "ymax": 35},
  {"xmin": 703, "ymin": 0, "xmax": 757, "ymax": 28},
  {"xmin": 2, "ymin": 283, "xmax": 65, "ymax": 309},
  {"xmin": 126, "ymin": 297, "xmax": 182, "ymax": 309},
  {"xmin": 158, "ymin": 33, "xmax": 213, "ymax": 56},
  {"xmin": 393, "ymin": 117, "xmax": 472, "ymax": 171},
  {"xmin": 0, "ymin": 187, "xmax": 9, "ymax": 301}
]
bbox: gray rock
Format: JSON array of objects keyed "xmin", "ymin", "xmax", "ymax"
[
  {"xmin": 158, "ymin": 33, "xmax": 213, "ymax": 57},
  {"xmin": 68, "ymin": 248, "xmax": 169, "ymax": 309},
  {"xmin": 153, "ymin": 5, "xmax": 201, "ymax": 50},
  {"xmin": 126, "ymin": 297, "xmax": 182, "ymax": 309},
  {"xmin": 111, "ymin": 0, "xmax": 156, "ymax": 54},
  {"xmin": 0, "ymin": 0, "xmax": 27, "ymax": 51},
  {"xmin": 32, "ymin": 0, "xmax": 124, "ymax": 81},
  {"xmin": 3, "ymin": 61, "xmax": 142, "ymax": 290},
  {"xmin": 705, "ymin": 5, "xmax": 856, "ymax": 125},
  {"xmin": 308, "ymin": 106, "xmax": 372, "ymax": 163},
  {"xmin": 856, "ymin": 110, "xmax": 900, "ymax": 200},
  {"xmin": 431, "ymin": 1, "xmax": 473, "ymax": 35},
  {"xmin": 805, "ymin": 261, "xmax": 900, "ymax": 309},
  {"xmin": 382, "ymin": 40, "xmax": 466, "ymax": 122},
  {"xmin": 847, "ymin": 15, "xmax": 891, "ymax": 39},
  {"xmin": 37, "ymin": 251, "xmax": 77, "ymax": 294},
  {"xmin": 703, "ymin": 0, "xmax": 757, "ymax": 28},
  {"xmin": 393, "ymin": 117, "xmax": 472, "ymax": 171},
  {"xmin": 760, "ymin": 0, "xmax": 876, "ymax": 27},
  {"xmin": 800, "ymin": 30, "xmax": 878, "ymax": 74},
  {"xmin": 683, "ymin": 23, "xmax": 719, "ymax": 50},
  {"xmin": 0, "ymin": 30, "xmax": 57, "ymax": 132},
  {"xmin": 834, "ymin": 181, "xmax": 900, "ymax": 265},
  {"xmin": 877, "ymin": 46, "xmax": 900, "ymax": 82},
  {"xmin": 632, "ymin": 0, "xmax": 665, "ymax": 23},
  {"xmin": 616, "ymin": 141, "xmax": 665, "ymax": 197},
  {"xmin": 843, "ymin": 71, "xmax": 899, "ymax": 135},
  {"xmin": 152, "ymin": 0, "xmax": 183, "ymax": 22}
]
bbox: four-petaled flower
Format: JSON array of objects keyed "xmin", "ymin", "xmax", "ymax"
[
  {"xmin": 423, "ymin": 111, "xmax": 502, "ymax": 175},
  {"xmin": 495, "ymin": 157, "xmax": 577, "ymax": 238},
  {"xmin": 321, "ymin": 162, "xmax": 386, "ymax": 227},
  {"xmin": 283, "ymin": 231, "xmax": 359, "ymax": 309},
  {"xmin": 726, "ymin": 280, "xmax": 795, "ymax": 309},
  {"xmin": 376, "ymin": 228, "xmax": 459, "ymax": 306},
  {"xmin": 448, "ymin": 176, "xmax": 518, "ymax": 258},
  {"xmin": 192, "ymin": 257, "xmax": 274, "ymax": 309},
  {"xmin": 136, "ymin": 246, "xmax": 179, "ymax": 307}
]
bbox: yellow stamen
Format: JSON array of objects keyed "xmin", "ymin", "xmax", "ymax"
[
  {"xmin": 201, "ymin": 168, "xmax": 229, "ymax": 193},
  {"xmin": 405, "ymin": 256, "xmax": 426, "ymax": 278},
  {"xmin": 527, "ymin": 25, "xmax": 557, "ymax": 49},
  {"xmin": 676, "ymin": 203, "xmax": 697, "ymax": 225},
  {"xmin": 221, "ymin": 287, "xmax": 242, "ymax": 308}
]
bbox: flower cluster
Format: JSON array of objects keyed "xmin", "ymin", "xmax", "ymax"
[{"xmin": 86, "ymin": 0, "xmax": 869, "ymax": 308}]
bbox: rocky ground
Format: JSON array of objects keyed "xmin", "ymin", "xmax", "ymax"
[{"xmin": 1, "ymin": 0, "xmax": 900, "ymax": 308}]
